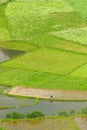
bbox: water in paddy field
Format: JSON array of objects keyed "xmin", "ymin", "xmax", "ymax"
[
  {"xmin": 0, "ymin": 48, "xmax": 25, "ymax": 62},
  {"xmin": 0, "ymin": 91, "xmax": 87, "ymax": 118}
]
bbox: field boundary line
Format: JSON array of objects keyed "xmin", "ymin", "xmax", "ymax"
[{"xmin": 68, "ymin": 62, "xmax": 87, "ymax": 75}]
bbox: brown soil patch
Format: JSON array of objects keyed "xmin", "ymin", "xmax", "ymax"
[
  {"xmin": 9, "ymin": 87, "xmax": 87, "ymax": 100},
  {"xmin": 74, "ymin": 117, "xmax": 87, "ymax": 130}
]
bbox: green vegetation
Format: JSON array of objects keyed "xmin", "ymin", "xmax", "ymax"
[
  {"xmin": 26, "ymin": 110, "xmax": 45, "ymax": 118},
  {"xmin": 1, "ymin": 68, "xmax": 87, "ymax": 90},
  {"xmin": 0, "ymin": 0, "xmax": 87, "ymax": 91},
  {"xmin": 6, "ymin": 0, "xmax": 73, "ymax": 39},
  {"xmin": 0, "ymin": 127, "xmax": 6, "ymax": 130},
  {"xmin": 51, "ymin": 27, "xmax": 87, "ymax": 45},
  {"xmin": 80, "ymin": 107, "xmax": 87, "ymax": 114},
  {"xmin": 58, "ymin": 108, "xmax": 87, "ymax": 117},
  {"xmin": 58, "ymin": 111, "xmax": 69, "ymax": 117},
  {"xmin": 0, "ymin": 4, "xmax": 10, "ymax": 41},
  {"xmin": 27, "ymin": 35, "xmax": 87, "ymax": 54},
  {"xmin": 69, "ymin": 0, "xmax": 87, "ymax": 17},
  {"xmin": 0, "ymin": 0, "xmax": 87, "ymax": 129},
  {"xmin": 0, "ymin": 41, "xmax": 37, "ymax": 51},
  {"xmin": 5, "ymin": 107, "xmax": 87, "ymax": 119},
  {"xmin": 0, "ymin": 106, "xmax": 16, "ymax": 110},
  {"xmin": 6, "ymin": 112, "xmax": 24, "ymax": 119},
  {"xmin": 6, "ymin": 110, "xmax": 45, "ymax": 119},
  {"xmin": 1, "ymin": 48, "xmax": 87, "ymax": 75},
  {"xmin": 71, "ymin": 64, "xmax": 87, "ymax": 78}
]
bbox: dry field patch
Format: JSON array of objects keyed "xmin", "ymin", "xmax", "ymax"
[{"xmin": 9, "ymin": 87, "xmax": 87, "ymax": 100}]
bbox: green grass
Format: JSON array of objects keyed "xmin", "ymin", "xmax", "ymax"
[{"xmin": 1, "ymin": 48, "xmax": 87, "ymax": 75}]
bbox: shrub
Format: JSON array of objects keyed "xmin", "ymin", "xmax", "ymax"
[
  {"xmin": 69, "ymin": 110, "xmax": 75, "ymax": 116},
  {"xmin": 6, "ymin": 113, "xmax": 11, "ymax": 118},
  {"xmin": 26, "ymin": 110, "xmax": 45, "ymax": 118},
  {"xmin": 58, "ymin": 111, "xmax": 69, "ymax": 117},
  {"xmin": 6, "ymin": 110, "xmax": 45, "ymax": 119},
  {"xmin": 11, "ymin": 112, "xmax": 24, "ymax": 119},
  {"xmin": 80, "ymin": 107, "xmax": 87, "ymax": 114}
]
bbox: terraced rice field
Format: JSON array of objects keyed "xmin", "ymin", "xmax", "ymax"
[
  {"xmin": 0, "ymin": 0, "xmax": 87, "ymax": 92},
  {"xmin": 0, "ymin": 0, "xmax": 87, "ymax": 129},
  {"xmin": 0, "ymin": 117, "xmax": 79, "ymax": 130}
]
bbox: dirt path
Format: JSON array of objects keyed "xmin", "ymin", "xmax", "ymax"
[
  {"xmin": 9, "ymin": 87, "xmax": 87, "ymax": 100},
  {"xmin": 74, "ymin": 117, "xmax": 87, "ymax": 130}
]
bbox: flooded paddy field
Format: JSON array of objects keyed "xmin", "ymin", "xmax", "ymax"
[
  {"xmin": 0, "ymin": 86, "xmax": 87, "ymax": 118},
  {"xmin": 0, "ymin": 99, "xmax": 87, "ymax": 118},
  {"xmin": 0, "ymin": 94, "xmax": 87, "ymax": 118}
]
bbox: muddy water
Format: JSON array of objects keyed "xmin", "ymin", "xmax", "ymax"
[{"xmin": 0, "ymin": 48, "xmax": 25, "ymax": 62}]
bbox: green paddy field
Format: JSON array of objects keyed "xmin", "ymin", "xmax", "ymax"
[{"xmin": 0, "ymin": 0, "xmax": 87, "ymax": 91}]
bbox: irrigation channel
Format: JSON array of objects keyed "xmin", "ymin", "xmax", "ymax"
[{"xmin": 0, "ymin": 48, "xmax": 87, "ymax": 118}]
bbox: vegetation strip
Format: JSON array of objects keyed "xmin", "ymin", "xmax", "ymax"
[{"xmin": 9, "ymin": 87, "xmax": 87, "ymax": 100}]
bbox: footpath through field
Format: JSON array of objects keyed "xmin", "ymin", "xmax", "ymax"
[{"xmin": 9, "ymin": 87, "xmax": 87, "ymax": 100}]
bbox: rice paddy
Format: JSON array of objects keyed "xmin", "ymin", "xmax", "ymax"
[
  {"xmin": 0, "ymin": 0, "xmax": 87, "ymax": 91},
  {"xmin": 0, "ymin": 117, "xmax": 80, "ymax": 130},
  {"xmin": 50, "ymin": 27, "xmax": 87, "ymax": 45},
  {"xmin": 0, "ymin": 0, "xmax": 87, "ymax": 129}
]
